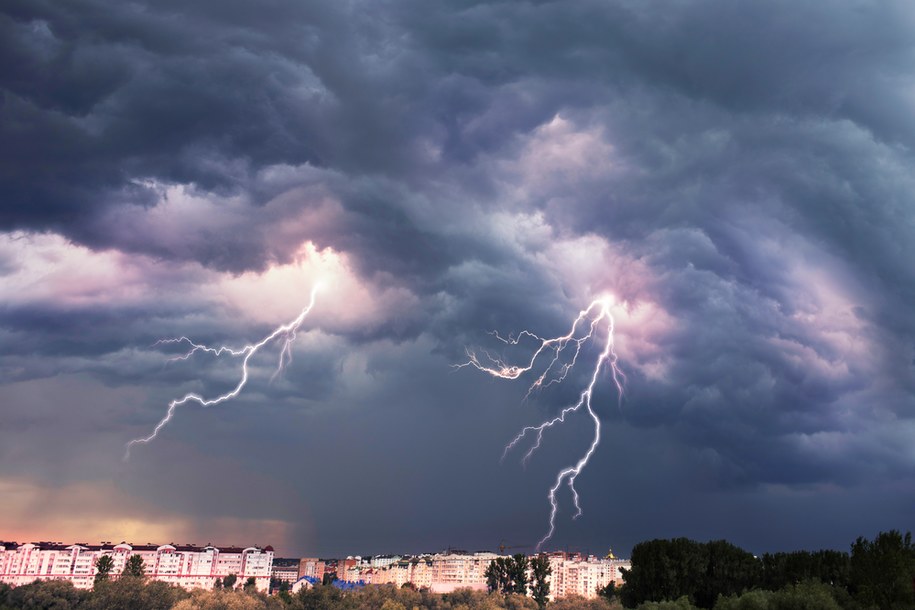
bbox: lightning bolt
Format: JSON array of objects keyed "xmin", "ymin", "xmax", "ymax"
[
  {"xmin": 124, "ymin": 284, "xmax": 320, "ymax": 460},
  {"xmin": 458, "ymin": 298, "xmax": 624, "ymax": 550}
]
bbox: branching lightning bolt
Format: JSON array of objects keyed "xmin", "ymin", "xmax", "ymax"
[
  {"xmin": 124, "ymin": 285, "xmax": 320, "ymax": 460},
  {"xmin": 458, "ymin": 298, "xmax": 624, "ymax": 550}
]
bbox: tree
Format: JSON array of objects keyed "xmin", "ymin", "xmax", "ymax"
[
  {"xmin": 695, "ymin": 540, "xmax": 762, "ymax": 608},
  {"xmin": 94, "ymin": 554, "xmax": 115, "ymax": 585},
  {"xmin": 621, "ymin": 538, "xmax": 709, "ymax": 607},
  {"xmin": 769, "ymin": 580, "xmax": 841, "ymax": 610},
  {"xmin": 170, "ymin": 588, "xmax": 282, "ymax": 610},
  {"xmin": 84, "ymin": 577, "xmax": 188, "ymax": 610},
  {"xmin": 760, "ymin": 550, "xmax": 850, "ymax": 591},
  {"xmin": 486, "ymin": 555, "xmax": 529, "ymax": 596},
  {"xmin": 295, "ymin": 584, "xmax": 347, "ymax": 610},
  {"xmin": 243, "ymin": 576, "xmax": 258, "ymax": 592},
  {"xmin": 529, "ymin": 555, "xmax": 551, "ymax": 608},
  {"xmin": 507, "ymin": 554, "xmax": 529, "ymax": 596},
  {"xmin": 222, "ymin": 573, "xmax": 238, "ymax": 589},
  {"xmin": 620, "ymin": 538, "xmax": 763, "ymax": 609},
  {"xmin": 849, "ymin": 530, "xmax": 915, "ymax": 610},
  {"xmin": 598, "ymin": 580, "xmax": 620, "ymax": 604},
  {"xmin": 486, "ymin": 558, "xmax": 507, "ymax": 593},
  {"xmin": 635, "ymin": 596, "xmax": 700, "ymax": 610},
  {"xmin": 123, "ymin": 554, "xmax": 147, "ymax": 578},
  {"xmin": 2, "ymin": 580, "xmax": 88, "ymax": 610},
  {"xmin": 549, "ymin": 594, "xmax": 617, "ymax": 610}
]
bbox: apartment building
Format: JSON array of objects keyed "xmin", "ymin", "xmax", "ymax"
[{"xmin": 0, "ymin": 541, "xmax": 274, "ymax": 592}]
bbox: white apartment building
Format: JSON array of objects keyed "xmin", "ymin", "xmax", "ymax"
[
  {"xmin": 0, "ymin": 541, "xmax": 274, "ymax": 592},
  {"xmin": 545, "ymin": 552, "xmax": 630, "ymax": 600},
  {"xmin": 348, "ymin": 550, "xmax": 629, "ymax": 600},
  {"xmin": 348, "ymin": 551, "xmax": 496, "ymax": 593}
]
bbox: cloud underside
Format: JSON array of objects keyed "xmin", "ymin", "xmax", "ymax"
[{"xmin": 1, "ymin": 0, "xmax": 914, "ymax": 554}]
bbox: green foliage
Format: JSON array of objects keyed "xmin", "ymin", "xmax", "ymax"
[
  {"xmin": 0, "ymin": 531, "xmax": 911, "ymax": 610},
  {"xmin": 714, "ymin": 590, "xmax": 773, "ymax": 610},
  {"xmin": 620, "ymin": 538, "xmax": 760, "ymax": 609},
  {"xmin": 768, "ymin": 581, "xmax": 841, "ymax": 610},
  {"xmin": 84, "ymin": 577, "xmax": 188, "ymax": 610},
  {"xmin": 123, "ymin": 554, "xmax": 147, "ymax": 579},
  {"xmin": 93, "ymin": 556, "xmax": 114, "ymax": 586},
  {"xmin": 548, "ymin": 594, "xmax": 617, "ymax": 610},
  {"xmin": 760, "ymin": 551, "xmax": 850, "ymax": 591},
  {"xmin": 598, "ymin": 580, "xmax": 624, "ymax": 606},
  {"xmin": 171, "ymin": 588, "xmax": 284, "ymax": 610},
  {"xmin": 486, "ymin": 559, "xmax": 510, "ymax": 594},
  {"xmin": 635, "ymin": 596, "xmax": 700, "ymax": 610},
  {"xmin": 529, "ymin": 556, "xmax": 551, "ymax": 609},
  {"xmin": 714, "ymin": 581, "xmax": 855, "ymax": 610},
  {"xmin": 485, "ymin": 555, "xmax": 530, "ymax": 597},
  {"xmin": 0, "ymin": 579, "xmax": 88, "ymax": 610},
  {"xmin": 849, "ymin": 530, "xmax": 915, "ymax": 610},
  {"xmin": 291, "ymin": 584, "xmax": 351, "ymax": 610},
  {"xmin": 500, "ymin": 592, "xmax": 537, "ymax": 610}
]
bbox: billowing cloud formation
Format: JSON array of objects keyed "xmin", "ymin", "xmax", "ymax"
[{"xmin": 2, "ymin": 0, "xmax": 915, "ymax": 556}]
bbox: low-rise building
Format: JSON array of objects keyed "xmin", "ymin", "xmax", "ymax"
[{"xmin": 270, "ymin": 558, "xmax": 300, "ymax": 589}]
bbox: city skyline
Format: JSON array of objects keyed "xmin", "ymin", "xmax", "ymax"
[{"xmin": 3, "ymin": 1, "xmax": 915, "ymax": 559}]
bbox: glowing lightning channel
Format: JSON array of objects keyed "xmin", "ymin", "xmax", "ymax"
[
  {"xmin": 458, "ymin": 298, "xmax": 624, "ymax": 550},
  {"xmin": 124, "ymin": 284, "xmax": 321, "ymax": 460}
]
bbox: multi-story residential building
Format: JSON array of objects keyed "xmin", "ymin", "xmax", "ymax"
[
  {"xmin": 0, "ymin": 541, "xmax": 274, "ymax": 592},
  {"xmin": 428, "ymin": 551, "xmax": 499, "ymax": 593},
  {"xmin": 335, "ymin": 557, "xmax": 358, "ymax": 581},
  {"xmin": 545, "ymin": 552, "xmax": 630, "ymax": 600},
  {"xmin": 296, "ymin": 557, "xmax": 324, "ymax": 582},
  {"xmin": 348, "ymin": 551, "xmax": 496, "ymax": 593},
  {"xmin": 368, "ymin": 554, "xmax": 401, "ymax": 569},
  {"xmin": 354, "ymin": 550, "xmax": 629, "ymax": 599},
  {"xmin": 270, "ymin": 558, "xmax": 300, "ymax": 588}
]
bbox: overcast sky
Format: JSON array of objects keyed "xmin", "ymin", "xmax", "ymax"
[{"xmin": 2, "ymin": 0, "xmax": 915, "ymax": 559}]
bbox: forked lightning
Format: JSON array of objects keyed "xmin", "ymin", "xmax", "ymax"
[
  {"xmin": 124, "ymin": 285, "xmax": 320, "ymax": 460},
  {"xmin": 458, "ymin": 298, "xmax": 624, "ymax": 549}
]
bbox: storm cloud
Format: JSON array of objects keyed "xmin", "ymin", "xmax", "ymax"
[{"xmin": 2, "ymin": 0, "xmax": 915, "ymax": 556}]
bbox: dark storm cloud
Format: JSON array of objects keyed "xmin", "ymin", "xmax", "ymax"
[{"xmin": 2, "ymin": 0, "xmax": 915, "ymax": 555}]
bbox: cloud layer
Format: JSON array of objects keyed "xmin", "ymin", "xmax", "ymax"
[{"xmin": 2, "ymin": 0, "xmax": 915, "ymax": 556}]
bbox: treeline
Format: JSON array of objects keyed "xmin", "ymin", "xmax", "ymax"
[
  {"xmin": 0, "ymin": 578, "xmax": 617, "ymax": 610},
  {"xmin": 2, "ymin": 530, "xmax": 912, "ymax": 610},
  {"xmin": 617, "ymin": 530, "xmax": 915, "ymax": 610}
]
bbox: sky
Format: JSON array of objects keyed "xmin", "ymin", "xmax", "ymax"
[{"xmin": 2, "ymin": 0, "xmax": 915, "ymax": 559}]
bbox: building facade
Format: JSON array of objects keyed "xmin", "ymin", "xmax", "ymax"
[
  {"xmin": 270, "ymin": 558, "xmax": 300, "ymax": 589},
  {"xmin": 545, "ymin": 552, "xmax": 630, "ymax": 600},
  {"xmin": 296, "ymin": 557, "xmax": 324, "ymax": 582},
  {"xmin": 0, "ymin": 541, "xmax": 274, "ymax": 592},
  {"xmin": 342, "ymin": 550, "xmax": 629, "ymax": 599}
]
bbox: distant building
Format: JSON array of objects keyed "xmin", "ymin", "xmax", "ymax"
[
  {"xmin": 350, "ymin": 551, "xmax": 496, "ymax": 593},
  {"xmin": 297, "ymin": 557, "xmax": 324, "ymax": 581},
  {"xmin": 270, "ymin": 558, "xmax": 300, "ymax": 589},
  {"xmin": 368, "ymin": 554, "xmax": 402, "ymax": 569},
  {"xmin": 0, "ymin": 541, "xmax": 273, "ymax": 592},
  {"xmin": 545, "ymin": 552, "xmax": 630, "ymax": 599},
  {"xmin": 335, "ymin": 557, "xmax": 358, "ymax": 581},
  {"xmin": 344, "ymin": 550, "xmax": 629, "ymax": 599}
]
